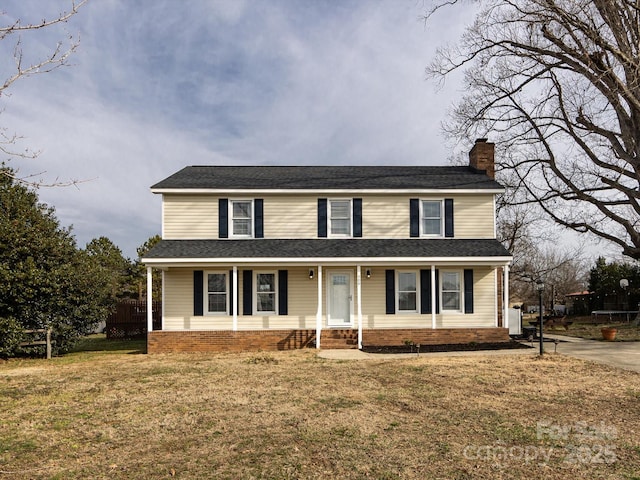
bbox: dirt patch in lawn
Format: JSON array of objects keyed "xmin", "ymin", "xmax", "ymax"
[{"xmin": 0, "ymin": 348, "xmax": 639, "ymax": 479}]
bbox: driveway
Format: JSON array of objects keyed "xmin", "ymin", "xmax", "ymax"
[{"xmin": 545, "ymin": 334, "xmax": 640, "ymax": 373}]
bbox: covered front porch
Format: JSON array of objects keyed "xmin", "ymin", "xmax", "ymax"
[{"xmin": 143, "ymin": 264, "xmax": 512, "ymax": 352}]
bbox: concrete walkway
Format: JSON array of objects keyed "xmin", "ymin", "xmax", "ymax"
[
  {"xmin": 318, "ymin": 347, "xmax": 537, "ymax": 361},
  {"xmin": 318, "ymin": 336, "xmax": 640, "ymax": 374}
]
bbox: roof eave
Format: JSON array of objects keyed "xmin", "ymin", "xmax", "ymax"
[
  {"xmin": 150, "ymin": 188, "xmax": 506, "ymax": 195},
  {"xmin": 142, "ymin": 256, "xmax": 513, "ymax": 268}
]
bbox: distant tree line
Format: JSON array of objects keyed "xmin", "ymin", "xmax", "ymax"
[{"xmin": 0, "ymin": 168, "xmax": 159, "ymax": 357}]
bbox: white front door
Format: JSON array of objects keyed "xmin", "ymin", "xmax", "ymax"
[{"xmin": 327, "ymin": 271, "xmax": 353, "ymax": 326}]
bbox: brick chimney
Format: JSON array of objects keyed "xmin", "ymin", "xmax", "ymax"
[{"xmin": 469, "ymin": 138, "xmax": 495, "ymax": 179}]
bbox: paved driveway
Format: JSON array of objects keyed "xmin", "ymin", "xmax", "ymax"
[{"xmin": 545, "ymin": 334, "xmax": 640, "ymax": 373}]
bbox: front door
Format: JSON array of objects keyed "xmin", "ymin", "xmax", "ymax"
[{"xmin": 327, "ymin": 271, "xmax": 352, "ymax": 326}]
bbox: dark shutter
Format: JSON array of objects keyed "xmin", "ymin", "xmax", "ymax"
[
  {"xmin": 254, "ymin": 199, "xmax": 264, "ymax": 238},
  {"xmin": 435, "ymin": 269, "xmax": 440, "ymax": 314},
  {"xmin": 219, "ymin": 198, "xmax": 228, "ymax": 238},
  {"xmin": 194, "ymin": 270, "xmax": 204, "ymax": 316},
  {"xmin": 353, "ymin": 198, "xmax": 362, "ymax": 237},
  {"xmin": 464, "ymin": 269, "xmax": 474, "ymax": 314},
  {"xmin": 318, "ymin": 198, "xmax": 328, "ymax": 237},
  {"xmin": 243, "ymin": 270, "xmax": 253, "ymax": 315},
  {"xmin": 228, "ymin": 270, "xmax": 234, "ymax": 315},
  {"xmin": 420, "ymin": 269, "xmax": 431, "ymax": 314},
  {"xmin": 444, "ymin": 198, "xmax": 454, "ymax": 238},
  {"xmin": 278, "ymin": 270, "xmax": 288, "ymax": 315},
  {"xmin": 385, "ymin": 270, "xmax": 395, "ymax": 314},
  {"xmin": 410, "ymin": 198, "xmax": 419, "ymax": 237}
]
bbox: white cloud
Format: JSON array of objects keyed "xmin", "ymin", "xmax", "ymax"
[{"xmin": 1, "ymin": 0, "xmax": 478, "ymax": 257}]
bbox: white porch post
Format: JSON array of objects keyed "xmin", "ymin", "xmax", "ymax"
[
  {"xmin": 316, "ymin": 265, "xmax": 323, "ymax": 349},
  {"xmin": 503, "ymin": 265, "xmax": 510, "ymax": 330},
  {"xmin": 431, "ymin": 265, "xmax": 436, "ymax": 329},
  {"xmin": 232, "ymin": 266, "xmax": 238, "ymax": 331},
  {"xmin": 357, "ymin": 265, "xmax": 363, "ymax": 350},
  {"xmin": 146, "ymin": 266, "xmax": 153, "ymax": 332}
]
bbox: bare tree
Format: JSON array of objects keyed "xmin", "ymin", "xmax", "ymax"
[
  {"xmin": 426, "ymin": 0, "xmax": 640, "ymax": 259},
  {"xmin": 1, "ymin": 1, "xmax": 86, "ymax": 186}
]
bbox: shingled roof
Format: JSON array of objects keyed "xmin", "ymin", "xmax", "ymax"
[
  {"xmin": 150, "ymin": 166, "xmax": 503, "ymax": 191},
  {"xmin": 143, "ymin": 239, "xmax": 511, "ymax": 263}
]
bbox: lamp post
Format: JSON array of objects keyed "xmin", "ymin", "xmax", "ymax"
[
  {"xmin": 620, "ymin": 278, "xmax": 629, "ymax": 321},
  {"xmin": 536, "ymin": 279, "xmax": 545, "ymax": 356}
]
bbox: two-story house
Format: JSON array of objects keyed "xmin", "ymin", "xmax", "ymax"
[{"xmin": 142, "ymin": 139, "xmax": 512, "ymax": 353}]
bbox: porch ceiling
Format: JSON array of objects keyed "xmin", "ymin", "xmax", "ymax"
[{"xmin": 142, "ymin": 238, "xmax": 512, "ymax": 267}]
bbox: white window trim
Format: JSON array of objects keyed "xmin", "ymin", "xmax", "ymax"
[
  {"xmin": 204, "ymin": 271, "xmax": 229, "ymax": 315},
  {"xmin": 420, "ymin": 199, "xmax": 444, "ymax": 238},
  {"xmin": 229, "ymin": 199, "xmax": 254, "ymax": 238},
  {"xmin": 440, "ymin": 270, "xmax": 463, "ymax": 313},
  {"xmin": 328, "ymin": 198, "xmax": 352, "ymax": 238},
  {"xmin": 254, "ymin": 270, "xmax": 278, "ymax": 315},
  {"xmin": 396, "ymin": 270, "xmax": 419, "ymax": 314}
]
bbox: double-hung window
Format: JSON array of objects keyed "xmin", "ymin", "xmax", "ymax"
[
  {"xmin": 256, "ymin": 272, "xmax": 276, "ymax": 313},
  {"xmin": 421, "ymin": 200, "xmax": 443, "ymax": 236},
  {"xmin": 397, "ymin": 271, "xmax": 418, "ymax": 313},
  {"xmin": 231, "ymin": 200, "xmax": 252, "ymax": 237},
  {"xmin": 441, "ymin": 271, "xmax": 461, "ymax": 312},
  {"xmin": 329, "ymin": 199, "xmax": 351, "ymax": 237},
  {"xmin": 206, "ymin": 272, "xmax": 228, "ymax": 314}
]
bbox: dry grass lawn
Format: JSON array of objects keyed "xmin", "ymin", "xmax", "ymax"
[{"xmin": 1, "ymin": 338, "xmax": 639, "ymax": 479}]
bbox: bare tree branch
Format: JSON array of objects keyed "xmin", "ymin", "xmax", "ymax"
[
  {"xmin": 426, "ymin": 0, "xmax": 640, "ymax": 259},
  {"xmin": 0, "ymin": 1, "xmax": 86, "ymax": 187}
]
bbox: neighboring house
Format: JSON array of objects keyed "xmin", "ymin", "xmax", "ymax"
[{"xmin": 142, "ymin": 139, "xmax": 512, "ymax": 353}]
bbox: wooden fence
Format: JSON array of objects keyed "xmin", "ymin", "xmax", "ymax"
[{"xmin": 106, "ymin": 300, "xmax": 162, "ymax": 339}]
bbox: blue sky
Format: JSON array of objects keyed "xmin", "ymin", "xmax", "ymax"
[{"xmin": 2, "ymin": 1, "xmax": 480, "ymax": 259}]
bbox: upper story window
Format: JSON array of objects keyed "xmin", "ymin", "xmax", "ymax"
[
  {"xmin": 421, "ymin": 200, "xmax": 443, "ymax": 236},
  {"xmin": 231, "ymin": 200, "xmax": 253, "ymax": 237},
  {"xmin": 329, "ymin": 199, "xmax": 352, "ymax": 237},
  {"xmin": 410, "ymin": 198, "xmax": 453, "ymax": 238}
]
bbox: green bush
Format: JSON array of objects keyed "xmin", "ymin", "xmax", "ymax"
[{"xmin": 0, "ymin": 317, "xmax": 24, "ymax": 358}]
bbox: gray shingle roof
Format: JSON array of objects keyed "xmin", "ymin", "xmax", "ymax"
[
  {"xmin": 151, "ymin": 166, "xmax": 503, "ymax": 190},
  {"xmin": 143, "ymin": 239, "xmax": 511, "ymax": 261}
]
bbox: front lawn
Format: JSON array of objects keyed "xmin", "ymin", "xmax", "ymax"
[{"xmin": 0, "ymin": 344, "xmax": 639, "ymax": 479}]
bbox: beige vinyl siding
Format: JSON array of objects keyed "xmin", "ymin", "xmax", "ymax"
[
  {"xmin": 362, "ymin": 194, "xmax": 495, "ymax": 239},
  {"xmin": 453, "ymin": 195, "xmax": 495, "ymax": 239},
  {"xmin": 358, "ymin": 266, "xmax": 496, "ymax": 328},
  {"xmin": 361, "ymin": 196, "xmax": 409, "ymax": 238},
  {"xmin": 439, "ymin": 267, "xmax": 495, "ymax": 328},
  {"xmin": 163, "ymin": 194, "xmax": 217, "ymax": 239},
  {"xmin": 263, "ymin": 196, "xmax": 317, "ymax": 238},
  {"xmin": 163, "ymin": 267, "xmax": 318, "ymax": 330},
  {"xmin": 161, "ymin": 192, "xmax": 496, "ymax": 240},
  {"xmin": 162, "ymin": 265, "xmax": 498, "ymax": 330}
]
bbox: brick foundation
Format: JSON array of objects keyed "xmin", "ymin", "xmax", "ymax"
[{"xmin": 147, "ymin": 327, "xmax": 510, "ymax": 353}]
